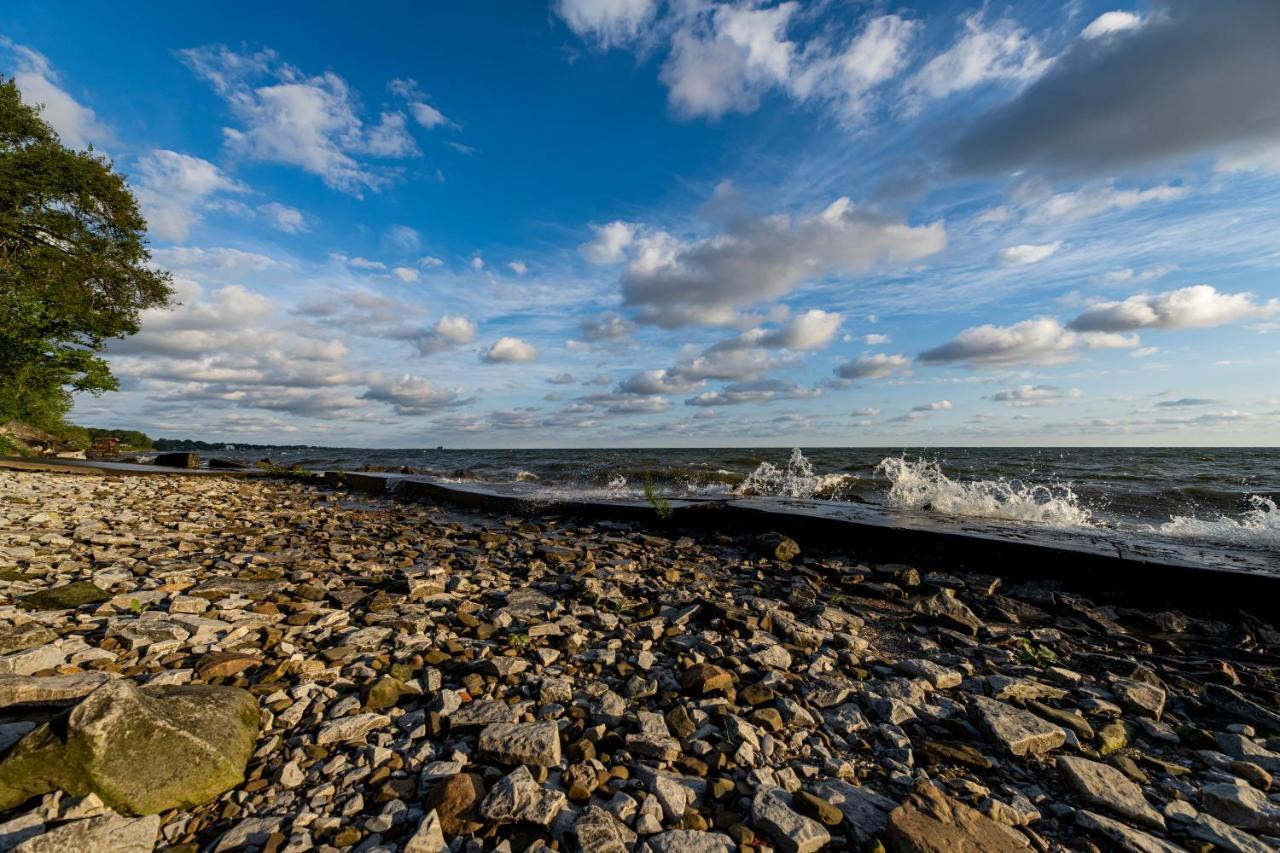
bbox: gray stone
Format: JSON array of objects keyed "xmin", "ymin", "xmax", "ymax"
[
  {"xmin": 1075, "ymin": 810, "xmax": 1182, "ymax": 853},
  {"xmin": 642, "ymin": 830, "xmax": 736, "ymax": 853},
  {"xmin": 0, "ymin": 673, "xmax": 115, "ymax": 710},
  {"xmin": 1201, "ymin": 782, "xmax": 1280, "ymax": 834},
  {"xmin": 1111, "ymin": 677, "xmax": 1166, "ymax": 720},
  {"xmin": 0, "ymin": 644, "xmax": 66, "ymax": 676},
  {"xmin": 1058, "ymin": 756, "xmax": 1164, "ymax": 829},
  {"xmin": 480, "ymin": 765, "xmax": 565, "ymax": 826},
  {"xmin": 895, "ymin": 659, "xmax": 962, "ymax": 689},
  {"xmin": 971, "ymin": 695, "xmax": 1065, "ymax": 756},
  {"xmin": 1185, "ymin": 811, "xmax": 1275, "ymax": 853},
  {"xmin": 574, "ymin": 804, "xmax": 638, "ymax": 853},
  {"xmin": 403, "ymin": 810, "xmax": 446, "ymax": 853},
  {"xmin": 0, "ymin": 625, "xmax": 57, "ymax": 657},
  {"xmin": 751, "ymin": 787, "xmax": 831, "ymax": 853},
  {"xmin": 11, "ymin": 812, "xmax": 159, "ymax": 853},
  {"xmin": 810, "ymin": 779, "xmax": 896, "ymax": 845},
  {"xmin": 316, "ymin": 713, "xmax": 389, "ymax": 745},
  {"xmin": 1218, "ymin": 733, "xmax": 1280, "ymax": 776},
  {"xmin": 449, "ymin": 699, "xmax": 517, "ymax": 729},
  {"xmin": 210, "ymin": 816, "xmax": 282, "ymax": 853},
  {"xmin": 478, "ymin": 721, "xmax": 561, "ymax": 767},
  {"xmin": 913, "ymin": 590, "xmax": 981, "ymax": 635},
  {"xmin": 1204, "ymin": 685, "xmax": 1280, "ymax": 733}
]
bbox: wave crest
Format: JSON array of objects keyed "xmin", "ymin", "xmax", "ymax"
[
  {"xmin": 875, "ymin": 456, "xmax": 1095, "ymax": 528},
  {"xmin": 1157, "ymin": 495, "xmax": 1279, "ymax": 547},
  {"xmin": 736, "ymin": 448, "xmax": 852, "ymax": 499}
]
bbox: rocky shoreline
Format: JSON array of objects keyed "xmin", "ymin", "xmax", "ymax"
[{"xmin": 2, "ymin": 470, "xmax": 1279, "ymax": 852}]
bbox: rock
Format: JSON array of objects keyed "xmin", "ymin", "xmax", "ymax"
[
  {"xmin": 0, "ymin": 679, "xmax": 258, "ymax": 815},
  {"xmin": 1074, "ymin": 810, "xmax": 1182, "ymax": 853},
  {"xmin": 913, "ymin": 590, "xmax": 981, "ymax": 635},
  {"xmin": 1201, "ymin": 781, "xmax": 1280, "ymax": 834},
  {"xmin": 480, "ymin": 765, "xmax": 566, "ymax": 826},
  {"xmin": 574, "ymin": 804, "xmax": 638, "ymax": 853},
  {"xmin": 811, "ymin": 779, "xmax": 896, "ymax": 845},
  {"xmin": 449, "ymin": 698, "xmax": 517, "ymax": 729},
  {"xmin": 153, "ymin": 452, "xmax": 198, "ymax": 468},
  {"xmin": 423, "ymin": 773, "xmax": 486, "ymax": 836},
  {"xmin": 1218, "ymin": 732, "xmax": 1280, "ymax": 775},
  {"xmin": 1185, "ymin": 811, "xmax": 1275, "ymax": 853},
  {"xmin": 680, "ymin": 663, "xmax": 733, "ymax": 695},
  {"xmin": 971, "ymin": 695, "xmax": 1065, "ymax": 757},
  {"xmin": 793, "ymin": 790, "xmax": 844, "ymax": 826},
  {"xmin": 364, "ymin": 676, "xmax": 413, "ymax": 711},
  {"xmin": 17, "ymin": 582, "xmax": 110, "ymax": 612},
  {"xmin": 0, "ymin": 673, "xmax": 115, "ymax": 709},
  {"xmin": 1111, "ymin": 677, "xmax": 1166, "ymax": 719},
  {"xmin": 0, "ymin": 721, "xmax": 37, "ymax": 752},
  {"xmin": 210, "ymin": 816, "xmax": 281, "ymax": 852},
  {"xmin": 0, "ymin": 644, "xmax": 67, "ymax": 676},
  {"xmin": 10, "ymin": 811, "xmax": 160, "ymax": 853},
  {"xmin": 316, "ymin": 713, "xmax": 389, "ymax": 745},
  {"xmin": 752, "ymin": 787, "xmax": 831, "ymax": 853},
  {"xmin": 886, "ymin": 780, "xmax": 1027, "ymax": 852},
  {"xmin": 478, "ymin": 721, "xmax": 561, "ymax": 767},
  {"xmin": 1057, "ymin": 756, "xmax": 1164, "ymax": 829},
  {"xmin": 0, "ymin": 624, "xmax": 57, "ymax": 656},
  {"xmin": 194, "ymin": 651, "xmax": 261, "ymax": 680},
  {"xmin": 403, "ymin": 810, "xmax": 446, "ymax": 853},
  {"xmin": 642, "ymin": 829, "xmax": 736, "ymax": 852},
  {"xmin": 1203, "ymin": 685, "xmax": 1280, "ymax": 733},
  {"xmin": 754, "ymin": 533, "xmax": 800, "ymax": 563},
  {"xmin": 1097, "ymin": 720, "xmax": 1129, "ymax": 755},
  {"xmin": 895, "ymin": 659, "xmax": 962, "ymax": 689}
]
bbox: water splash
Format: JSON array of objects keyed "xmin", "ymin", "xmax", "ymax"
[
  {"xmin": 875, "ymin": 456, "xmax": 1095, "ymax": 528},
  {"xmin": 736, "ymin": 448, "xmax": 851, "ymax": 499},
  {"xmin": 1157, "ymin": 495, "xmax": 1280, "ymax": 547}
]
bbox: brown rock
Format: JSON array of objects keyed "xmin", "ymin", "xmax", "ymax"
[
  {"xmin": 423, "ymin": 773, "xmax": 486, "ymax": 837},
  {"xmin": 886, "ymin": 780, "xmax": 1026, "ymax": 853},
  {"xmin": 196, "ymin": 651, "xmax": 261, "ymax": 680},
  {"xmin": 681, "ymin": 663, "xmax": 733, "ymax": 695}
]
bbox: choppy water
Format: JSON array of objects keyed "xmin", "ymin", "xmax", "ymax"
[{"xmin": 175, "ymin": 445, "xmax": 1279, "ymax": 554}]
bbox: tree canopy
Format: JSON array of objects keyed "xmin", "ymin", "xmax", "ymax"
[{"xmin": 0, "ymin": 78, "xmax": 171, "ymax": 432}]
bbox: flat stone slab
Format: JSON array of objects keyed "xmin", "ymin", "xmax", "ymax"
[
  {"xmin": 971, "ymin": 695, "xmax": 1066, "ymax": 756},
  {"xmin": 479, "ymin": 721, "xmax": 561, "ymax": 767},
  {"xmin": 1058, "ymin": 756, "xmax": 1165, "ymax": 829},
  {"xmin": 751, "ymin": 787, "xmax": 831, "ymax": 853},
  {"xmin": 0, "ymin": 672, "xmax": 116, "ymax": 709},
  {"xmin": 1075, "ymin": 810, "xmax": 1182, "ymax": 853}
]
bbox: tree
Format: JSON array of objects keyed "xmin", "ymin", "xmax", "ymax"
[{"xmin": 0, "ymin": 79, "xmax": 171, "ymax": 432}]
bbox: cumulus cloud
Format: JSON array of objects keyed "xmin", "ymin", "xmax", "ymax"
[
  {"xmin": 989, "ymin": 385, "xmax": 1082, "ymax": 406},
  {"xmin": 1156, "ymin": 397, "xmax": 1217, "ymax": 408},
  {"xmin": 863, "ymin": 333, "xmax": 890, "ymax": 345},
  {"xmin": 579, "ymin": 311, "xmax": 637, "ymax": 342},
  {"xmin": 416, "ymin": 315, "xmax": 477, "ymax": 355},
  {"xmin": 621, "ymin": 196, "xmax": 945, "ymax": 328},
  {"xmin": 997, "ymin": 241, "xmax": 1061, "ymax": 266},
  {"xmin": 581, "ymin": 221, "xmax": 638, "ymax": 264},
  {"xmin": 388, "ymin": 78, "xmax": 454, "ymax": 129},
  {"xmin": 482, "ymin": 336, "xmax": 538, "ymax": 363},
  {"xmin": 834, "ymin": 352, "xmax": 910, "ymax": 381},
  {"xmin": 392, "ymin": 267, "xmax": 420, "ymax": 283},
  {"xmin": 919, "ymin": 317, "xmax": 1136, "ymax": 367},
  {"xmin": 686, "ymin": 379, "xmax": 820, "ymax": 407},
  {"xmin": 912, "ymin": 400, "xmax": 953, "ymax": 412},
  {"xmin": 1068, "ymin": 285, "xmax": 1280, "ymax": 332},
  {"xmin": 361, "ymin": 374, "xmax": 462, "ymax": 415},
  {"xmin": 951, "ymin": 1, "xmax": 1280, "ymax": 176},
  {"xmin": 180, "ymin": 44, "xmax": 425, "ymax": 193},
  {"xmin": 150, "ymin": 247, "xmax": 284, "ymax": 275},
  {"xmin": 618, "ymin": 370, "xmax": 702, "ymax": 396},
  {"xmin": 508, "ymin": 261, "xmax": 528, "ymax": 275},
  {"xmin": 904, "ymin": 12, "xmax": 1048, "ymax": 107},
  {"xmin": 1082, "ymin": 11, "xmax": 1144, "ymax": 40},
  {"xmin": 755, "ymin": 310, "xmax": 841, "ymax": 350},
  {"xmin": 132, "ymin": 149, "xmax": 248, "ymax": 242},
  {"xmin": 2, "ymin": 40, "xmax": 110, "ymax": 150},
  {"xmin": 258, "ymin": 201, "xmax": 309, "ymax": 233},
  {"xmin": 555, "ymin": 0, "xmax": 658, "ymax": 49}
]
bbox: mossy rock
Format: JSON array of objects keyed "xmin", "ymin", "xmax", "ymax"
[
  {"xmin": 17, "ymin": 581, "xmax": 110, "ymax": 612},
  {"xmin": 0, "ymin": 678, "xmax": 259, "ymax": 815}
]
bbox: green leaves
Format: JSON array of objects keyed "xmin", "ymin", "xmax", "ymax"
[{"xmin": 0, "ymin": 79, "xmax": 172, "ymax": 432}]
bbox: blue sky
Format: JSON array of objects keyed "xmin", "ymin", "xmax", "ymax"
[{"xmin": 4, "ymin": 0, "xmax": 1279, "ymax": 446}]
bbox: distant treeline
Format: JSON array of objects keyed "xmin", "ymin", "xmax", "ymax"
[
  {"xmin": 86, "ymin": 428, "xmax": 154, "ymax": 450},
  {"xmin": 153, "ymin": 438, "xmax": 330, "ymax": 451}
]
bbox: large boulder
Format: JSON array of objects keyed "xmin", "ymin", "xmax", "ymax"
[
  {"xmin": 886, "ymin": 780, "xmax": 1027, "ymax": 852},
  {"xmin": 0, "ymin": 679, "xmax": 258, "ymax": 815}
]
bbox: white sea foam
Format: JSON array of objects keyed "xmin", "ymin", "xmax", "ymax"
[
  {"xmin": 1156, "ymin": 495, "xmax": 1280, "ymax": 547},
  {"xmin": 875, "ymin": 456, "xmax": 1096, "ymax": 528},
  {"xmin": 736, "ymin": 448, "xmax": 849, "ymax": 499}
]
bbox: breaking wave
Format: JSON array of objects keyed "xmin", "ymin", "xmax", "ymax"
[
  {"xmin": 875, "ymin": 456, "xmax": 1096, "ymax": 529},
  {"xmin": 735, "ymin": 448, "xmax": 855, "ymax": 500},
  {"xmin": 1156, "ymin": 495, "xmax": 1280, "ymax": 547}
]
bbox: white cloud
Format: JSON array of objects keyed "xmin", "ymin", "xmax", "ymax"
[
  {"xmin": 385, "ymin": 225, "xmax": 422, "ymax": 253},
  {"xmin": 258, "ymin": 201, "xmax": 309, "ymax": 233},
  {"xmin": 389, "ymin": 78, "xmax": 453, "ymax": 129},
  {"xmin": 581, "ymin": 221, "xmax": 637, "ymax": 264},
  {"xmin": 417, "ymin": 315, "xmax": 477, "ymax": 355},
  {"xmin": 392, "ymin": 267, "xmax": 420, "ymax": 283},
  {"xmin": 1028, "ymin": 183, "xmax": 1186, "ymax": 223},
  {"xmin": 912, "ymin": 400, "xmax": 953, "ymax": 412},
  {"xmin": 3, "ymin": 40, "xmax": 110, "ymax": 150},
  {"xmin": 1101, "ymin": 266, "xmax": 1175, "ymax": 285},
  {"xmin": 471, "ymin": 256, "xmax": 485, "ymax": 271},
  {"xmin": 508, "ymin": 261, "xmax": 528, "ymax": 275},
  {"xmin": 483, "ymin": 336, "xmax": 538, "ymax": 363},
  {"xmin": 622, "ymin": 196, "xmax": 946, "ymax": 327},
  {"xmin": 362, "ymin": 374, "xmax": 462, "ymax": 415},
  {"xmin": 989, "ymin": 385, "xmax": 1082, "ymax": 406},
  {"xmin": 834, "ymin": 352, "xmax": 910, "ymax": 381},
  {"xmin": 132, "ymin": 150, "xmax": 248, "ymax": 242},
  {"xmin": 853, "ymin": 407, "xmax": 880, "ymax": 417},
  {"xmin": 904, "ymin": 13, "xmax": 1048, "ymax": 106},
  {"xmin": 1082, "ymin": 11, "xmax": 1143, "ymax": 40},
  {"xmin": 686, "ymin": 379, "xmax": 820, "ymax": 407},
  {"xmin": 418, "ymin": 256, "xmax": 445, "ymax": 268},
  {"xmin": 555, "ymin": 0, "xmax": 658, "ymax": 49},
  {"xmin": 863, "ymin": 333, "xmax": 890, "ymax": 345},
  {"xmin": 1069, "ymin": 285, "xmax": 1280, "ymax": 332},
  {"xmin": 579, "ymin": 311, "xmax": 636, "ymax": 342},
  {"xmin": 345, "ymin": 256, "xmax": 387, "ymax": 271},
  {"xmin": 756, "ymin": 310, "xmax": 841, "ymax": 350},
  {"xmin": 150, "ymin": 247, "xmax": 284, "ymax": 275},
  {"xmin": 618, "ymin": 370, "xmax": 701, "ymax": 395},
  {"xmin": 180, "ymin": 45, "xmax": 423, "ymax": 194},
  {"xmin": 919, "ymin": 317, "xmax": 1136, "ymax": 367},
  {"xmin": 997, "ymin": 241, "xmax": 1061, "ymax": 266}
]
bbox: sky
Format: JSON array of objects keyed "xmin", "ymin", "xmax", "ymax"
[{"xmin": 4, "ymin": 0, "xmax": 1279, "ymax": 448}]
